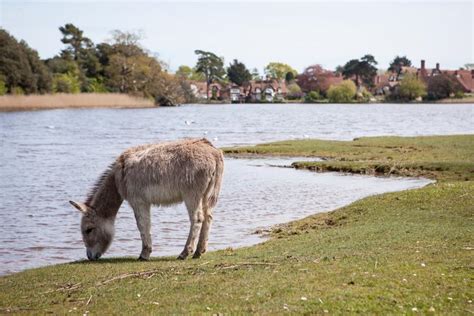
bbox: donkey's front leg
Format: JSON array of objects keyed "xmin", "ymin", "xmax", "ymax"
[
  {"xmin": 131, "ymin": 201, "xmax": 153, "ymax": 260},
  {"xmin": 178, "ymin": 199, "xmax": 203, "ymax": 260}
]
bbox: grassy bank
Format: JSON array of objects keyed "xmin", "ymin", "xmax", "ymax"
[
  {"xmin": 1, "ymin": 136, "xmax": 473, "ymax": 314},
  {"xmin": 224, "ymin": 135, "xmax": 474, "ymax": 182},
  {"xmin": 0, "ymin": 93, "xmax": 155, "ymax": 112},
  {"xmin": 437, "ymin": 95, "xmax": 474, "ymax": 104}
]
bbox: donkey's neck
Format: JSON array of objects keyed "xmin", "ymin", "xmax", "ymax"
[{"xmin": 87, "ymin": 166, "xmax": 123, "ymax": 219}]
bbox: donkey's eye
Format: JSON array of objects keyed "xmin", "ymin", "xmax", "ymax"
[{"xmin": 85, "ymin": 228, "xmax": 94, "ymax": 234}]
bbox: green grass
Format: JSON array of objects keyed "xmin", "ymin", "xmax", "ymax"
[
  {"xmin": 224, "ymin": 135, "xmax": 474, "ymax": 181},
  {"xmin": 1, "ymin": 135, "xmax": 473, "ymax": 314}
]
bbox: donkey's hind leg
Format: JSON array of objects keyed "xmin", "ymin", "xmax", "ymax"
[
  {"xmin": 130, "ymin": 201, "xmax": 153, "ymax": 261},
  {"xmin": 178, "ymin": 198, "xmax": 204, "ymax": 260},
  {"xmin": 193, "ymin": 206, "xmax": 213, "ymax": 259}
]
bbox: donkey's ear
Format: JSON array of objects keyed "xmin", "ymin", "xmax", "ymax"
[{"xmin": 69, "ymin": 200, "xmax": 88, "ymax": 213}]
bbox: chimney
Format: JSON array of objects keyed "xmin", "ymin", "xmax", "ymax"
[
  {"xmin": 421, "ymin": 60, "xmax": 425, "ymax": 70},
  {"xmin": 436, "ymin": 63, "xmax": 440, "ymax": 71}
]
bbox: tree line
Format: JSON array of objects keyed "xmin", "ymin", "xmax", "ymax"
[
  {"xmin": 0, "ymin": 25, "xmax": 195, "ymax": 105},
  {"xmin": 0, "ymin": 24, "xmax": 466, "ymax": 103}
]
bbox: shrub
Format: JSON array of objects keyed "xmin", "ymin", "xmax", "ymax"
[
  {"xmin": 0, "ymin": 78, "xmax": 6, "ymax": 96},
  {"xmin": 397, "ymin": 74, "xmax": 427, "ymax": 101},
  {"xmin": 304, "ymin": 91, "xmax": 321, "ymax": 103},
  {"xmin": 86, "ymin": 78, "xmax": 108, "ymax": 93},
  {"xmin": 454, "ymin": 91, "xmax": 464, "ymax": 99},
  {"xmin": 327, "ymin": 80, "xmax": 356, "ymax": 103},
  {"xmin": 286, "ymin": 83, "xmax": 303, "ymax": 100},
  {"xmin": 52, "ymin": 73, "xmax": 81, "ymax": 93},
  {"xmin": 426, "ymin": 74, "xmax": 463, "ymax": 100},
  {"xmin": 11, "ymin": 86, "xmax": 25, "ymax": 95}
]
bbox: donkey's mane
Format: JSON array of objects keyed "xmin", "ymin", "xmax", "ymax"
[{"xmin": 85, "ymin": 162, "xmax": 116, "ymax": 206}]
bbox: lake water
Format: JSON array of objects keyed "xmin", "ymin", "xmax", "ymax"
[{"xmin": 0, "ymin": 103, "xmax": 472, "ymax": 275}]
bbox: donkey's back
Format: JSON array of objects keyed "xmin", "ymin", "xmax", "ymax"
[{"xmin": 116, "ymin": 138, "xmax": 224, "ymax": 208}]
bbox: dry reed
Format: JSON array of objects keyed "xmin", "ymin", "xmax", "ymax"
[{"xmin": 0, "ymin": 93, "xmax": 156, "ymax": 112}]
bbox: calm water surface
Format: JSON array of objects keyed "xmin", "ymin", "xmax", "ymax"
[{"xmin": 0, "ymin": 103, "xmax": 471, "ymax": 275}]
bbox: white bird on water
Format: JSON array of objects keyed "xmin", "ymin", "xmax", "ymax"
[{"xmin": 184, "ymin": 120, "xmax": 195, "ymax": 125}]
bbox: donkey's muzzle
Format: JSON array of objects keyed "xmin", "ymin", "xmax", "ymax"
[{"xmin": 87, "ymin": 249, "xmax": 101, "ymax": 261}]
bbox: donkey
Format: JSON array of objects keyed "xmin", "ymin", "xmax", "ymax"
[{"xmin": 69, "ymin": 138, "xmax": 224, "ymax": 261}]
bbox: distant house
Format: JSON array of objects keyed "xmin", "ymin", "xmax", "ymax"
[
  {"xmin": 190, "ymin": 82, "xmax": 226, "ymax": 100},
  {"xmin": 229, "ymin": 84, "xmax": 243, "ymax": 103},
  {"xmin": 443, "ymin": 69, "xmax": 474, "ymax": 93},
  {"xmin": 190, "ymin": 79, "xmax": 288, "ymax": 103},
  {"xmin": 190, "ymin": 81, "xmax": 209, "ymax": 100},
  {"xmin": 245, "ymin": 79, "xmax": 287, "ymax": 102},
  {"xmin": 374, "ymin": 60, "xmax": 474, "ymax": 94}
]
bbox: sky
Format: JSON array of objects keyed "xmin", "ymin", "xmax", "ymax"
[{"xmin": 0, "ymin": 0, "xmax": 472, "ymax": 73}]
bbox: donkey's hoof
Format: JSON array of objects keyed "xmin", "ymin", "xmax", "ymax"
[
  {"xmin": 138, "ymin": 255, "xmax": 149, "ymax": 261},
  {"xmin": 192, "ymin": 252, "xmax": 202, "ymax": 259},
  {"xmin": 177, "ymin": 253, "xmax": 188, "ymax": 260}
]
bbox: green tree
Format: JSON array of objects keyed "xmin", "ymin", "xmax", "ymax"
[
  {"xmin": 0, "ymin": 76, "xmax": 6, "ymax": 95},
  {"xmin": 227, "ymin": 59, "xmax": 251, "ymax": 86},
  {"xmin": 175, "ymin": 65, "xmax": 204, "ymax": 81},
  {"xmin": 105, "ymin": 54, "xmax": 162, "ymax": 96},
  {"xmin": 463, "ymin": 63, "xmax": 474, "ymax": 70},
  {"xmin": 149, "ymin": 72, "xmax": 187, "ymax": 106},
  {"xmin": 342, "ymin": 54, "xmax": 378, "ymax": 88},
  {"xmin": 0, "ymin": 29, "xmax": 52, "ymax": 94},
  {"xmin": 397, "ymin": 74, "xmax": 426, "ymax": 101},
  {"xmin": 20, "ymin": 41, "xmax": 52, "ymax": 93},
  {"xmin": 194, "ymin": 50, "xmax": 225, "ymax": 102},
  {"xmin": 52, "ymin": 73, "xmax": 81, "ymax": 93},
  {"xmin": 264, "ymin": 62, "xmax": 297, "ymax": 80},
  {"xmin": 109, "ymin": 30, "xmax": 144, "ymax": 57},
  {"xmin": 327, "ymin": 80, "xmax": 357, "ymax": 103},
  {"xmin": 101, "ymin": 30, "xmax": 161, "ymax": 96},
  {"xmin": 251, "ymin": 68, "xmax": 261, "ymax": 80},
  {"xmin": 59, "ymin": 24, "xmax": 101, "ymax": 90},
  {"xmin": 285, "ymin": 71, "xmax": 295, "ymax": 83},
  {"xmin": 388, "ymin": 55, "xmax": 412, "ymax": 75},
  {"xmin": 176, "ymin": 65, "xmax": 193, "ymax": 79},
  {"xmin": 86, "ymin": 78, "xmax": 107, "ymax": 93},
  {"xmin": 59, "ymin": 24, "xmax": 93, "ymax": 61}
]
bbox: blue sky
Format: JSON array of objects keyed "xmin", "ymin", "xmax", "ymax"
[{"xmin": 0, "ymin": 0, "xmax": 472, "ymax": 73}]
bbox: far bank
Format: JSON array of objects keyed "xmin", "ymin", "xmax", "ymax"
[{"xmin": 2, "ymin": 93, "xmax": 474, "ymax": 112}]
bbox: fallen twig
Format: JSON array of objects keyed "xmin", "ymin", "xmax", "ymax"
[
  {"xmin": 97, "ymin": 269, "xmax": 161, "ymax": 286},
  {"xmin": 217, "ymin": 262, "xmax": 279, "ymax": 270},
  {"xmin": 86, "ymin": 295, "xmax": 92, "ymax": 306},
  {"xmin": 42, "ymin": 282, "xmax": 82, "ymax": 294}
]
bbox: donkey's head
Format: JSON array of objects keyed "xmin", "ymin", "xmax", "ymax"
[{"xmin": 69, "ymin": 201, "xmax": 114, "ymax": 261}]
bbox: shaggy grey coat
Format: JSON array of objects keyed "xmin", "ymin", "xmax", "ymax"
[{"xmin": 70, "ymin": 138, "xmax": 224, "ymax": 260}]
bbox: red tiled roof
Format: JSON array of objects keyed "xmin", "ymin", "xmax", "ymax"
[{"xmin": 444, "ymin": 70, "xmax": 474, "ymax": 92}]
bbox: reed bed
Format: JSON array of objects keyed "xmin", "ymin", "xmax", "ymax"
[{"xmin": 0, "ymin": 93, "xmax": 155, "ymax": 112}]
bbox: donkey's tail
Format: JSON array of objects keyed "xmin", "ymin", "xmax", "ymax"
[{"xmin": 205, "ymin": 150, "xmax": 224, "ymax": 209}]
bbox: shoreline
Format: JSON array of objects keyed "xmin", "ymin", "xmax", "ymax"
[
  {"xmin": 1, "ymin": 93, "xmax": 473, "ymax": 112},
  {"xmin": 0, "ymin": 135, "xmax": 472, "ymax": 313}
]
